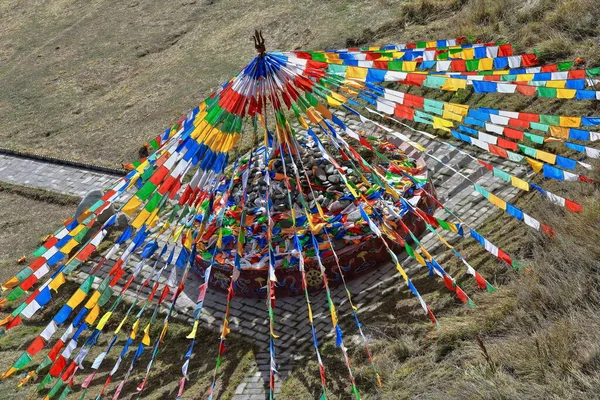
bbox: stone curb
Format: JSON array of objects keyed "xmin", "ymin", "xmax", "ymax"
[{"xmin": 0, "ymin": 147, "xmax": 126, "ymax": 176}]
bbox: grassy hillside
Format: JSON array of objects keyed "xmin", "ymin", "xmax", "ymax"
[
  {"xmin": 1, "ymin": 0, "xmax": 598, "ymax": 167},
  {"xmin": 0, "ymin": 183, "xmax": 79, "ymax": 282}
]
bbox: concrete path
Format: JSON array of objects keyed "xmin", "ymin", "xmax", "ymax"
[
  {"xmin": 0, "ymin": 153, "xmax": 120, "ymax": 197},
  {"xmin": 0, "ymin": 120, "xmax": 528, "ymax": 399}
]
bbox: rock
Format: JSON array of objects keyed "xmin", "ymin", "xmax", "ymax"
[
  {"xmin": 279, "ymin": 219, "xmax": 293, "ymax": 229},
  {"xmin": 76, "ymin": 189, "xmax": 116, "ymax": 225},
  {"xmin": 328, "ymin": 175, "xmax": 341, "ymax": 184},
  {"xmin": 339, "ymin": 199, "xmax": 352, "ymax": 208},
  {"xmin": 115, "ymin": 213, "xmax": 129, "ymax": 229},
  {"xmin": 329, "ymin": 200, "xmax": 345, "ymax": 213},
  {"xmin": 347, "ymin": 209, "xmax": 362, "ymax": 222},
  {"xmin": 325, "ymin": 165, "xmax": 335, "ymax": 174},
  {"xmin": 315, "ymin": 167, "xmax": 326, "ymax": 182},
  {"xmin": 74, "ymin": 189, "xmax": 103, "ymax": 219}
]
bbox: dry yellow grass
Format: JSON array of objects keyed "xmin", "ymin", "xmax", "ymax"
[
  {"xmin": 0, "ymin": 184, "xmax": 78, "ymax": 282},
  {"xmin": 2, "ymin": 0, "xmax": 597, "ymax": 167}
]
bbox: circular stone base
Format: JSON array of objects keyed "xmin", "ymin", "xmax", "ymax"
[{"xmin": 194, "ymin": 183, "xmax": 438, "ymax": 298}]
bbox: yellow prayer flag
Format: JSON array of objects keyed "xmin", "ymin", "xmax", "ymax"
[
  {"xmin": 516, "ymin": 74, "xmax": 534, "ymax": 82},
  {"xmin": 221, "ymin": 319, "xmax": 231, "ymax": 337},
  {"xmin": 436, "ymin": 233, "xmax": 454, "ymax": 248},
  {"xmin": 488, "ymin": 194, "xmax": 507, "ymax": 210},
  {"xmin": 559, "ymin": 116, "xmax": 581, "ymax": 127},
  {"xmin": 142, "ymin": 323, "xmax": 151, "ymax": 346},
  {"xmin": 403, "ymin": 61, "xmax": 417, "ymax": 72},
  {"xmin": 59, "ymin": 239, "xmax": 80, "ymax": 255},
  {"xmin": 160, "ymin": 322, "xmax": 169, "ymax": 341},
  {"xmin": 49, "ymin": 273, "xmax": 66, "ymax": 292},
  {"xmin": 130, "ymin": 319, "xmax": 140, "ymax": 340},
  {"xmin": 270, "ymin": 323, "xmax": 280, "ymax": 339},
  {"xmin": 549, "ymin": 125, "xmax": 570, "ymax": 139},
  {"xmin": 66, "ymin": 289, "xmax": 87, "ymax": 309},
  {"xmin": 186, "ymin": 320, "xmax": 199, "ymax": 339},
  {"xmin": 433, "ymin": 117, "xmax": 453, "ymax": 132},
  {"xmin": 326, "ymin": 95, "xmax": 342, "ymax": 107},
  {"xmin": 478, "ymin": 58, "xmax": 493, "ymax": 70},
  {"xmin": 122, "ymin": 196, "xmax": 143, "ymax": 217},
  {"xmin": 413, "ymin": 251, "xmax": 426, "ymax": 266},
  {"xmin": 330, "ymin": 91, "xmax": 347, "ymax": 103},
  {"xmin": 546, "ymin": 80, "xmax": 566, "ymax": 88},
  {"xmin": 115, "ymin": 315, "xmax": 129, "ymax": 334},
  {"xmin": 1, "ymin": 276, "xmax": 20, "ymax": 291},
  {"xmin": 96, "ymin": 311, "xmax": 113, "ymax": 330},
  {"xmin": 526, "ymin": 157, "xmax": 544, "ymax": 173},
  {"xmin": 69, "ymin": 224, "xmax": 86, "ymax": 237},
  {"xmin": 442, "ymin": 109, "xmax": 463, "ymax": 122},
  {"xmin": 85, "ymin": 304, "xmax": 100, "ymax": 325},
  {"xmin": 556, "ymin": 88, "xmax": 576, "ymax": 99},
  {"xmin": 395, "ymin": 262, "xmax": 409, "ymax": 281},
  {"xmin": 345, "ymin": 66, "xmax": 368, "ymax": 80},
  {"xmin": 510, "ymin": 176, "xmax": 530, "ymax": 191},
  {"xmin": 462, "ymin": 48, "xmax": 474, "ymax": 60},
  {"xmin": 445, "ymin": 103, "xmax": 469, "ymax": 116},
  {"xmin": 83, "ymin": 290, "xmax": 101, "ymax": 309},
  {"xmin": 419, "ymin": 245, "xmax": 433, "ymax": 261},
  {"xmin": 131, "ymin": 208, "xmax": 151, "ymax": 229},
  {"xmin": 537, "ymin": 150, "xmax": 556, "ymax": 164}
]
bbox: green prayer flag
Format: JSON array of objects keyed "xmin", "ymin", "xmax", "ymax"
[
  {"xmin": 537, "ymin": 87, "xmax": 557, "ymax": 98},
  {"xmin": 37, "ymin": 373, "xmax": 53, "ymax": 391},
  {"xmin": 530, "ymin": 122, "xmax": 549, "ymax": 132},
  {"xmin": 63, "ymin": 258, "xmax": 82, "ymax": 274},
  {"xmin": 7, "ymin": 286, "xmax": 25, "ymax": 301},
  {"xmin": 388, "ymin": 61, "xmax": 403, "ymax": 71},
  {"xmin": 473, "ymin": 184, "xmax": 489, "ymax": 198},
  {"xmin": 58, "ymin": 385, "xmax": 71, "ymax": 400},
  {"xmin": 12, "ymin": 301, "xmax": 27, "ymax": 316},
  {"xmin": 15, "ymin": 267, "xmax": 33, "ymax": 282},
  {"xmin": 47, "ymin": 378, "xmax": 64, "ymax": 398},
  {"xmin": 588, "ymin": 67, "xmax": 600, "ymax": 76},
  {"xmin": 136, "ymin": 181, "xmax": 157, "ymax": 201},
  {"xmin": 80, "ymin": 275, "xmax": 95, "ymax": 293},
  {"xmin": 437, "ymin": 219, "xmax": 451, "ymax": 230},
  {"xmin": 13, "ymin": 352, "xmax": 32, "ymax": 369},
  {"xmin": 98, "ymin": 287, "xmax": 113, "ymax": 307},
  {"xmin": 466, "ymin": 59, "xmax": 479, "ymax": 72},
  {"xmin": 539, "ymin": 114, "xmax": 560, "ymax": 126},
  {"xmin": 524, "ymin": 132, "xmax": 544, "ymax": 144},
  {"xmin": 493, "ymin": 168, "xmax": 511, "ymax": 182},
  {"xmin": 518, "ymin": 144, "xmax": 537, "ymax": 157},
  {"xmin": 404, "ymin": 243, "xmax": 416, "ymax": 259},
  {"xmin": 557, "ymin": 61, "xmax": 573, "ymax": 71},
  {"xmin": 144, "ymin": 192, "xmax": 162, "ymax": 212}
]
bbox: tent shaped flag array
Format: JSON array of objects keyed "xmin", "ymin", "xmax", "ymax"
[{"xmin": 0, "ymin": 34, "xmax": 598, "ymax": 399}]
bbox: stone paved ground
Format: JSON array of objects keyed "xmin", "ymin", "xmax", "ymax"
[
  {"xmin": 0, "ymin": 122, "xmax": 528, "ymax": 399},
  {"xmin": 0, "ymin": 154, "xmax": 120, "ymax": 197}
]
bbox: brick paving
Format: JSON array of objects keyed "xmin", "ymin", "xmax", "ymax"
[
  {"xmin": 0, "ymin": 117, "xmax": 528, "ymax": 398},
  {"xmin": 0, "ymin": 153, "xmax": 120, "ymax": 197}
]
